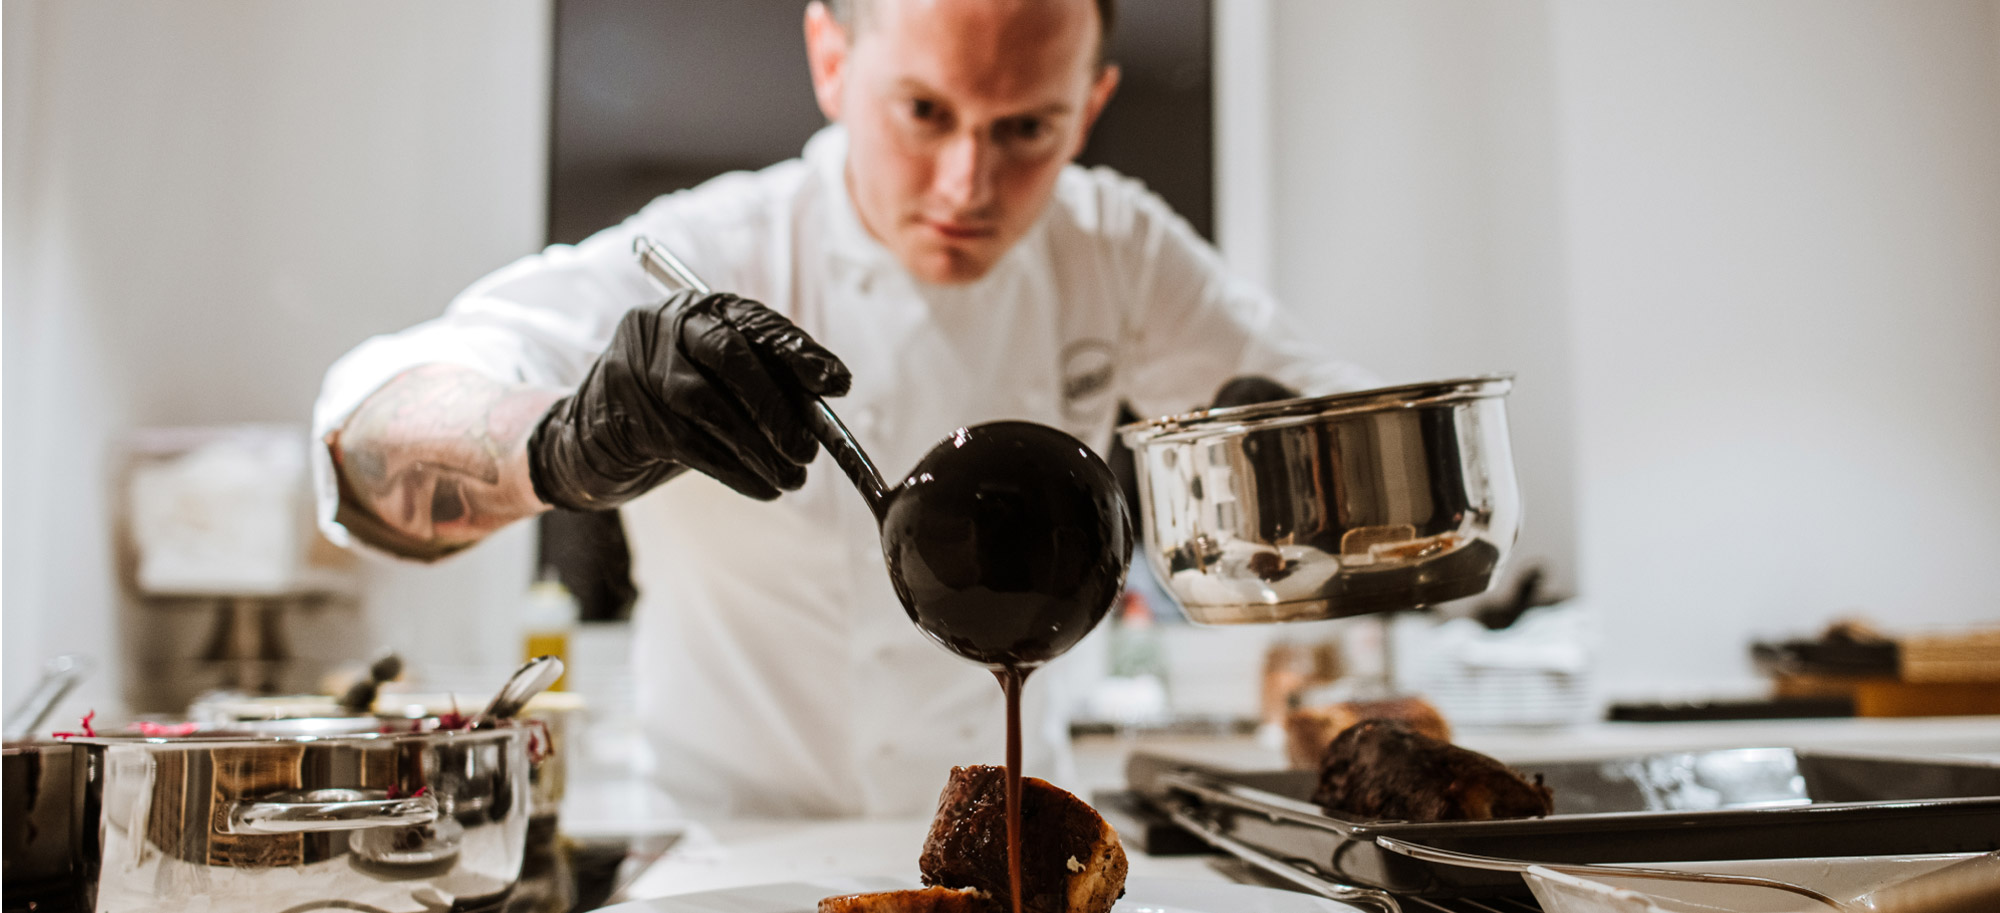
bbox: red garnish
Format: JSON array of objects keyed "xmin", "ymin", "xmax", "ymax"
[
  {"xmin": 525, "ymin": 719, "xmax": 552, "ymax": 764},
  {"xmin": 433, "ymin": 694, "xmax": 471, "ymax": 730},
  {"xmin": 130, "ymin": 721, "xmax": 199, "ymax": 737},
  {"xmin": 52, "ymin": 710, "xmax": 97, "ymax": 739}
]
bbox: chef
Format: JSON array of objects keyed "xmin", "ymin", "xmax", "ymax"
[{"xmin": 315, "ymin": 0, "xmax": 1375, "ymax": 817}]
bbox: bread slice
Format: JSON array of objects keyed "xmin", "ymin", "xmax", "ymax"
[
  {"xmin": 918, "ymin": 765, "xmax": 1127, "ymax": 913},
  {"xmin": 817, "ymin": 886, "xmax": 996, "ymax": 913}
]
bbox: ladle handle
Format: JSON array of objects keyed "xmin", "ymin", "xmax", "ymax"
[
  {"xmin": 632, "ymin": 236, "xmax": 890, "ymax": 516},
  {"xmin": 806, "ymin": 400, "xmax": 890, "ymax": 516}
]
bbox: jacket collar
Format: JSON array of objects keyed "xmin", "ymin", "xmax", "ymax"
[{"xmin": 805, "ymin": 125, "xmax": 900, "ymax": 274}]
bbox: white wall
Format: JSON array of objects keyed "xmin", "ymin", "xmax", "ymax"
[
  {"xmin": 1237, "ymin": 0, "xmax": 2000, "ymax": 698},
  {"xmin": 4, "ymin": 0, "xmax": 553, "ymax": 720},
  {"xmin": 1245, "ymin": 0, "xmax": 1581, "ymax": 601},
  {"xmin": 1550, "ymin": 0, "xmax": 2000, "ymax": 694}
]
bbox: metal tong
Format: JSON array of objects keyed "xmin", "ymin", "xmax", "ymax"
[{"xmin": 1155, "ymin": 769, "xmax": 1402, "ymax": 913}]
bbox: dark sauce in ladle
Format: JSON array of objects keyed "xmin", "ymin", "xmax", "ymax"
[
  {"xmin": 630, "ymin": 240, "xmax": 1132, "ymax": 913},
  {"xmin": 877, "ymin": 422, "xmax": 1132, "ymax": 913},
  {"xmin": 828, "ymin": 421, "xmax": 1133, "ymax": 913}
]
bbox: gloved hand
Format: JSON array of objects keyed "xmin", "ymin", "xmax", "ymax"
[{"xmin": 528, "ymin": 290, "xmax": 851, "ymax": 511}]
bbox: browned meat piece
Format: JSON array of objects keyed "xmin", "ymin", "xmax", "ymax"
[
  {"xmin": 1284, "ymin": 696, "xmax": 1452, "ymax": 769},
  {"xmin": 1311, "ymin": 719, "xmax": 1552, "ymax": 822},
  {"xmin": 919, "ymin": 765, "xmax": 1127, "ymax": 913},
  {"xmin": 818, "ymin": 887, "xmax": 997, "ymax": 913}
]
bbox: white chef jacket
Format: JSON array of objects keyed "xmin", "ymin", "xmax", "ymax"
[{"xmin": 314, "ymin": 125, "xmax": 1377, "ymax": 818}]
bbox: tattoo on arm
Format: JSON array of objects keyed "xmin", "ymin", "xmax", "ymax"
[{"xmin": 331, "ymin": 364, "xmax": 561, "ymax": 561}]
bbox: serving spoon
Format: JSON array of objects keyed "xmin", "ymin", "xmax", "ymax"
[
  {"xmin": 633, "ymin": 236, "xmax": 1132, "ymax": 669},
  {"xmin": 472, "ymin": 654, "xmax": 565, "ymax": 728}
]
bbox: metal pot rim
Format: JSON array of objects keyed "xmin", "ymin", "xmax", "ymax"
[
  {"xmin": 56, "ymin": 723, "xmax": 523, "ymax": 749},
  {"xmin": 1117, "ymin": 373, "xmax": 1514, "ymax": 445}
]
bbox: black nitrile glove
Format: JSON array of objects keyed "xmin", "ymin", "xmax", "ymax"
[
  {"xmin": 528, "ymin": 290, "xmax": 851, "ymax": 511},
  {"xmin": 1212, "ymin": 375, "xmax": 1299, "ymax": 409},
  {"xmin": 1214, "ymin": 376, "xmax": 1304, "ymax": 544}
]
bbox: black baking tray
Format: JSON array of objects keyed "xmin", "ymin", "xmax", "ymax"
[{"xmin": 1126, "ymin": 747, "xmax": 2000, "ymax": 898}]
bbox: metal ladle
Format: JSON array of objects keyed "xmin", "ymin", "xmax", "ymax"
[
  {"xmin": 633, "ymin": 237, "xmax": 1132, "ymax": 669},
  {"xmin": 3, "ymin": 655, "xmax": 94, "ymax": 741}
]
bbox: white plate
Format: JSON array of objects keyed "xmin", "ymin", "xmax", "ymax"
[
  {"xmin": 1524, "ymin": 853, "xmax": 1984, "ymax": 913},
  {"xmin": 607, "ymin": 875, "xmax": 1367, "ymax": 912}
]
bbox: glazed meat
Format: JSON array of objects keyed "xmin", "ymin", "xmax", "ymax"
[
  {"xmin": 818, "ymin": 887, "xmax": 995, "ymax": 913},
  {"xmin": 1311, "ymin": 719, "xmax": 1552, "ymax": 822},
  {"xmin": 1283, "ymin": 696, "xmax": 1452, "ymax": 769},
  {"xmin": 918, "ymin": 765, "xmax": 1127, "ymax": 913}
]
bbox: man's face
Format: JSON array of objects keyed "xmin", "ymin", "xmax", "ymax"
[{"xmin": 806, "ymin": 0, "xmax": 1120, "ymax": 285}]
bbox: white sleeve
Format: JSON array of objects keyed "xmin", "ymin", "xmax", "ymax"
[
  {"xmin": 1108, "ymin": 178, "xmax": 1379, "ymax": 419},
  {"xmin": 309, "ymin": 192, "xmax": 730, "ymax": 546}
]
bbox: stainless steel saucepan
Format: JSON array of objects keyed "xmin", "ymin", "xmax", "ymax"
[
  {"xmin": 1117, "ymin": 375, "xmax": 1520, "ymax": 623},
  {"xmin": 54, "ymin": 724, "xmax": 531, "ymax": 913},
  {"xmin": 7, "ymin": 729, "xmax": 531, "ymax": 913}
]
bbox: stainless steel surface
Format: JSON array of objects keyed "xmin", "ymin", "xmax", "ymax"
[
  {"xmin": 208, "ymin": 714, "xmax": 382, "ymax": 737},
  {"xmin": 1372, "ymin": 835, "xmax": 1845, "ymax": 910},
  {"xmin": 1117, "ymin": 376, "xmax": 1519, "ymax": 623},
  {"xmin": 1157, "ymin": 776, "xmax": 1401, "ymax": 913},
  {"xmin": 69, "ymin": 726, "xmax": 531, "ymax": 912},
  {"xmin": 3, "ymin": 740, "xmax": 94, "ymax": 912},
  {"xmin": 1604, "ymin": 747, "xmax": 1810, "ymax": 811},
  {"xmin": 1126, "ymin": 747, "xmax": 2000, "ymax": 900},
  {"xmin": 222, "ymin": 788, "xmax": 439, "ymax": 835},
  {"xmin": 476, "ymin": 654, "xmax": 564, "ymax": 727},
  {"xmin": 4, "ymin": 655, "xmax": 95, "ymax": 742},
  {"xmin": 634, "ymin": 235, "xmax": 713, "ymax": 297}
]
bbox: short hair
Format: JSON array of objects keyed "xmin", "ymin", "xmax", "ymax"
[{"xmin": 822, "ymin": 0, "xmax": 1117, "ymax": 64}]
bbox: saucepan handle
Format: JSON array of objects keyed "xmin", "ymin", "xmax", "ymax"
[{"xmin": 224, "ymin": 789, "xmax": 438, "ymax": 834}]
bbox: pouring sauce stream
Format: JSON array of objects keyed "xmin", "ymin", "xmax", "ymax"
[{"xmin": 998, "ymin": 667, "xmax": 1027, "ymax": 913}]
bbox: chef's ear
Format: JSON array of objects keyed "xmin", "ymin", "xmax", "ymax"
[
  {"xmin": 1073, "ymin": 63, "xmax": 1121, "ymax": 159},
  {"xmin": 804, "ymin": 1, "xmax": 850, "ymax": 123}
]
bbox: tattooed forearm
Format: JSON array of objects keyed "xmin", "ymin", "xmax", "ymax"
[{"xmin": 329, "ymin": 364, "xmax": 562, "ymax": 561}]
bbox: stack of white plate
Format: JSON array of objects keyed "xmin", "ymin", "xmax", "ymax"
[{"xmin": 1400, "ymin": 604, "xmax": 1596, "ymax": 729}]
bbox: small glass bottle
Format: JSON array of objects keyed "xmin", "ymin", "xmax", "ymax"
[{"xmin": 522, "ymin": 577, "xmax": 578, "ymax": 691}]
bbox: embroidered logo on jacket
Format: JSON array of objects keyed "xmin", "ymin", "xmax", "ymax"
[{"xmin": 1061, "ymin": 339, "xmax": 1116, "ymax": 421}]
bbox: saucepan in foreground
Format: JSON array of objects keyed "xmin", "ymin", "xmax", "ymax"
[{"xmin": 1117, "ymin": 375, "xmax": 1520, "ymax": 624}]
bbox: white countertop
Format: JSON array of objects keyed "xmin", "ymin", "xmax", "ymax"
[
  {"xmin": 604, "ymin": 715, "xmax": 2000, "ymax": 903},
  {"xmin": 618, "ymin": 815, "xmax": 1226, "ymax": 901}
]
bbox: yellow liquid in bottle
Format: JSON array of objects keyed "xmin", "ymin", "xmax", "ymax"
[{"xmin": 524, "ymin": 631, "xmax": 571, "ymax": 691}]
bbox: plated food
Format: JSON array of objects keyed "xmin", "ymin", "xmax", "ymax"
[
  {"xmin": 820, "ymin": 765, "xmax": 1128, "ymax": 913},
  {"xmin": 819, "ymin": 886, "xmax": 996, "ymax": 913}
]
